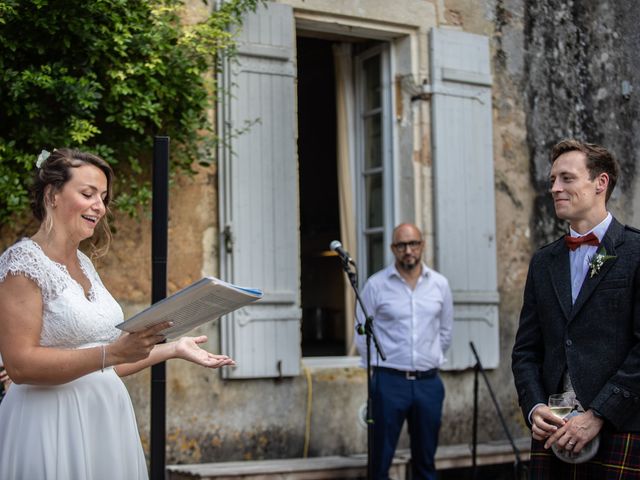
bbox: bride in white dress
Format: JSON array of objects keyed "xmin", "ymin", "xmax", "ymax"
[{"xmin": 0, "ymin": 149, "xmax": 235, "ymax": 479}]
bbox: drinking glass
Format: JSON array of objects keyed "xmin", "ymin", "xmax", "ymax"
[{"xmin": 548, "ymin": 392, "xmax": 577, "ymax": 419}]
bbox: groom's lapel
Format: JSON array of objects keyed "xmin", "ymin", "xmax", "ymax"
[
  {"xmin": 570, "ymin": 219, "xmax": 624, "ymax": 320},
  {"xmin": 548, "ymin": 240, "xmax": 572, "ymax": 321}
]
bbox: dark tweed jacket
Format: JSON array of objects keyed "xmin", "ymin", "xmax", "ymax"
[{"xmin": 512, "ymin": 217, "xmax": 640, "ymax": 431}]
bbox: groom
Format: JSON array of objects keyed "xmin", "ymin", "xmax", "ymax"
[{"xmin": 512, "ymin": 139, "xmax": 640, "ymax": 478}]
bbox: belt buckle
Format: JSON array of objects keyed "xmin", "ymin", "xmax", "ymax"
[{"xmin": 405, "ymin": 371, "xmax": 417, "ymax": 380}]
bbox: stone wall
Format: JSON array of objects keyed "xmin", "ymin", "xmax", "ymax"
[{"xmin": 524, "ymin": 0, "xmax": 640, "ymax": 241}]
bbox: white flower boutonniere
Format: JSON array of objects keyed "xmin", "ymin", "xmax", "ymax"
[
  {"xmin": 36, "ymin": 149, "xmax": 50, "ymax": 169},
  {"xmin": 588, "ymin": 246, "xmax": 617, "ymax": 278}
]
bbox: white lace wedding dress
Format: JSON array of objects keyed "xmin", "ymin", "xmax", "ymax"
[{"xmin": 0, "ymin": 238, "xmax": 148, "ymax": 479}]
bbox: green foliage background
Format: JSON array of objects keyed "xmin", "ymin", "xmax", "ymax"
[{"xmin": 0, "ymin": 0, "xmax": 258, "ymax": 222}]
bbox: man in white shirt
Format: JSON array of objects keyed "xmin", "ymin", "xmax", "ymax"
[{"xmin": 355, "ymin": 223, "xmax": 453, "ymax": 480}]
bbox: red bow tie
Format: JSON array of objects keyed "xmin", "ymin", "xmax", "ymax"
[{"xmin": 564, "ymin": 232, "xmax": 600, "ymax": 251}]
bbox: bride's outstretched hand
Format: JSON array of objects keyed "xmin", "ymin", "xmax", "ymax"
[{"xmin": 174, "ymin": 336, "xmax": 236, "ymax": 368}]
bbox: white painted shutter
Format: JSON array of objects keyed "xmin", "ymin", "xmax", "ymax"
[
  {"xmin": 218, "ymin": 2, "xmax": 300, "ymax": 378},
  {"xmin": 430, "ymin": 28, "xmax": 499, "ymax": 370}
]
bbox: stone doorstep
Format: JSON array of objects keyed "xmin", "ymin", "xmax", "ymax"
[
  {"xmin": 165, "ymin": 438, "xmax": 531, "ymax": 480},
  {"xmin": 416, "ymin": 437, "xmax": 531, "ymax": 470},
  {"xmin": 166, "ymin": 456, "xmax": 407, "ymax": 480}
]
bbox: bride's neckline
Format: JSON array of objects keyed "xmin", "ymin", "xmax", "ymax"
[{"xmin": 25, "ymin": 238, "xmax": 96, "ymax": 301}]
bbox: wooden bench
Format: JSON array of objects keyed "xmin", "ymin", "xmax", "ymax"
[{"xmin": 166, "ymin": 438, "xmax": 531, "ymax": 480}]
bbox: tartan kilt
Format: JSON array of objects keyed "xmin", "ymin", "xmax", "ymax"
[{"xmin": 528, "ymin": 432, "xmax": 640, "ymax": 479}]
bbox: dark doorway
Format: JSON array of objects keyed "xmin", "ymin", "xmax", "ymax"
[{"xmin": 297, "ymin": 36, "xmax": 346, "ymax": 357}]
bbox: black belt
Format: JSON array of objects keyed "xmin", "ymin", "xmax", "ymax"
[{"xmin": 374, "ymin": 366, "xmax": 438, "ymax": 380}]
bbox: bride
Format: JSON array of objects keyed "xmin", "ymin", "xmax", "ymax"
[{"xmin": 0, "ymin": 148, "xmax": 235, "ymax": 479}]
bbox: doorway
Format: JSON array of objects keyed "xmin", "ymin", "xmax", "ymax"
[{"xmin": 297, "ymin": 36, "xmax": 347, "ymax": 357}]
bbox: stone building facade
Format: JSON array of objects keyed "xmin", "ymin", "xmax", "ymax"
[{"xmin": 5, "ymin": 0, "xmax": 640, "ymax": 466}]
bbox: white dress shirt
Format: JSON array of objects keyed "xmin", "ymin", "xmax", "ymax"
[
  {"xmin": 568, "ymin": 212, "xmax": 612, "ymax": 303},
  {"xmin": 354, "ymin": 262, "xmax": 454, "ymax": 371}
]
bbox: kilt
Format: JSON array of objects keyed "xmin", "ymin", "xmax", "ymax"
[{"xmin": 528, "ymin": 432, "xmax": 640, "ymax": 479}]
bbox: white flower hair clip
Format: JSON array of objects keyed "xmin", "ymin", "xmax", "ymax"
[{"xmin": 36, "ymin": 149, "xmax": 50, "ymax": 169}]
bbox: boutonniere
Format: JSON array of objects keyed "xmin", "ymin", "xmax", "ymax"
[{"xmin": 588, "ymin": 246, "xmax": 617, "ymax": 278}]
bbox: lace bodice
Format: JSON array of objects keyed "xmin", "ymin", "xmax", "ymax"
[{"xmin": 0, "ymin": 239, "xmax": 123, "ymax": 348}]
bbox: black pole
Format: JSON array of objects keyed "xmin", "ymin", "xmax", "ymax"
[
  {"xmin": 472, "ymin": 362, "xmax": 479, "ymax": 480},
  {"xmin": 365, "ymin": 310, "xmax": 374, "ymax": 480},
  {"xmin": 469, "ymin": 342, "xmax": 524, "ymax": 479},
  {"xmin": 150, "ymin": 136, "xmax": 169, "ymax": 480},
  {"xmin": 340, "ymin": 258, "xmax": 385, "ymax": 480}
]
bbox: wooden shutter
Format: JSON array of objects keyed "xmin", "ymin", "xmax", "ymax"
[
  {"xmin": 430, "ymin": 28, "xmax": 500, "ymax": 370},
  {"xmin": 218, "ymin": 2, "xmax": 300, "ymax": 378}
]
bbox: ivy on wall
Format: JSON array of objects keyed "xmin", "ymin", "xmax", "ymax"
[{"xmin": 0, "ymin": 0, "xmax": 259, "ymax": 222}]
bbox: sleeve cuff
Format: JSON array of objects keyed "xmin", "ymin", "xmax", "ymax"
[{"xmin": 528, "ymin": 403, "xmax": 546, "ymax": 425}]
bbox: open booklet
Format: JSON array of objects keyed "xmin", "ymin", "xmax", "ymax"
[{"xmin": 116, "ymin": 277, "xmax": 263, "ymax": 340}]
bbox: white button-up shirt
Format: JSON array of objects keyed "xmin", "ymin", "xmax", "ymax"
[
  {"xmin": 355, "ymin": 262, "xmax": 454, "ymax": 371},
  {"xmin": 568, "ymin": 212, "xmax": 612, "ymax": 303}
]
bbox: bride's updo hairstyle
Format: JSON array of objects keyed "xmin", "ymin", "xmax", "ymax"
[{"xmin": 31, "ymin": 148, "xmax": 115, "ymax": 257}]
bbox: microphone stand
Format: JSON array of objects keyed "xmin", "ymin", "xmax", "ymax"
[{"xmin": 338, "ymin": 256, "xmax": 385, "ymax": 480}]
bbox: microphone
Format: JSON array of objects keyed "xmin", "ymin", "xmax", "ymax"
[{"xmin": 330, "ymin": 240, "xmax": 354, "ymax": 264}]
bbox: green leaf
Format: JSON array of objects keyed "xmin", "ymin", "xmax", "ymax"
[{"xmin": 0, "ymin": 0, "xmax": 260, "ymax": 221}]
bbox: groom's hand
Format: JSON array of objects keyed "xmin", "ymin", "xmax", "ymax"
[
  {"xmin": 544, "ymin": 410, "xmax": 604, "ymax": 453},
  {"xmin": 531, "ymin": 405, "xmax": 565, "ymax": 441}
]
